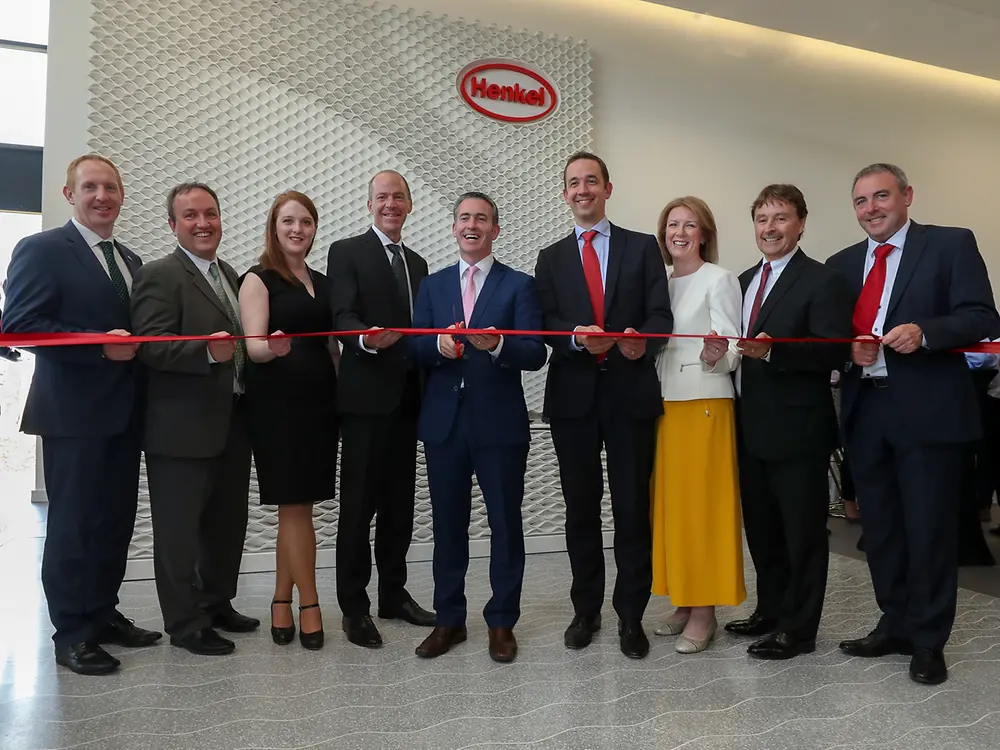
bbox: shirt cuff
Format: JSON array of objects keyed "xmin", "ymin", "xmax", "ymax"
[
  {"xmin": 570, "ymin": 326, "xmax": 584, "ymax": 351},
  {"xmin": 359, "ymin": 334, "xmax": 378, "ymax": 354},
  {"xmin": 489, "ymin": 334, "xmax": 505, "ymax": 358},
  {"xmin": 207, "ymin": 347, "xmax": 217, "ymax": 364}
]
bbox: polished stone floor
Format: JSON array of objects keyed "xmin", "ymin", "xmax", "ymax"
[{"xmin": 1, "ymin": 531, "xmax": 999, "ymax": 750}]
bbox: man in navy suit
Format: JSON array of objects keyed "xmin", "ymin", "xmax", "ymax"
[
  {"xmin": 409, "ymin": 192, "xmax": 546, "ymax": 663},
  {"xmin": 827, "ymin": 163, "xmax": 999, "ymax": 685},
  {"xmin": 2, "ymin": 154, "xmax": 161, "ymax": 675}
]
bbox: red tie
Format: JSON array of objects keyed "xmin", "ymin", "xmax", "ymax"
[
  {"xmin": 581, "ymin": 230, "xmax": 604, "ymax": 328},
  {"xmin": 746, "ymin": 262, "xmax": 771, "ymax": 333},
  {"xmin": 852, "ymin": 244, "xmax": 894, "ymax": 336}
]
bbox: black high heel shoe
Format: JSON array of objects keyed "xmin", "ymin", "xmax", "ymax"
[
  {"xmin": 298, "ymin": 603, "xmax": 324, "ymax": 650},
  {"xmin": 270, "ymin": 600, "xmax": 295, "ymax": 645}
]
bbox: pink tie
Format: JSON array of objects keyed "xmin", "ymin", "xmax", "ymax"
[{"xmin": 463, "ymin": 265, "xmax": 478, "ymax": 325}]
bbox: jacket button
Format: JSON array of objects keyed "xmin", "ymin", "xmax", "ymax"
[{"xmin": 453, "ymin": 386, "xmax": 459, "ymax": 391}]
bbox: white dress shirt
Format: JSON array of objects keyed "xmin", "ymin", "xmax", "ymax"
[
  {"xmin": 360, "ymin": 224, "xmax": 413, "ymax": 354},
  {"xmin": 439, "ymin": 253, "xmax": 504, "ymax": 363},
  {"xmin": 861, "ymin": 220, "xmax": 911, "ymax": 378},
  {"xmin": 570, "ymin": 216, "xmax": 611, "ymax": 350},
  {"xmin": 71, "ymin": 218, "xmax": 132, "ymax": 291},
  {"xmin": 178, "ymin": 245, "xmax": 242, "ymax": 392},
  {"xmin": 735, "ymin": 248, "xmax": 798, "ymax": 394},
  {"xmin": 656, "ymin": 262, "xmax": 741, "ymax": 401}
]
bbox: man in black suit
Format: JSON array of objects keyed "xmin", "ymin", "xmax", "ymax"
[
  {"xmin": 725, "ymin": 184, "xmax": 852, "ymax": 660},
  {"xmin": 131, "ymin": 182, "xmax": 259, "ymax": 656},
  {"xmin": 2, "ymin": 154, "xmax": 161, "ymax": 675},
  {"xmin": 827, "ymin": 163, "xmax": 999, "ymax": 684},
  {"xmin": 534, "ymin": 152, "xmax": 673, "ymax": 659},
  {"xmin": 328, "ymin": 169, "xmax": 435, "ymax": 648}
]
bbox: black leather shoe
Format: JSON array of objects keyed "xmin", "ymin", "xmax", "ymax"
[
  {"xmin": 618, "ymin": 619, "xmax": 650, "ymax": 659},
  {"xmin": 270, "ymin": 600, "xmax": 295, "ymax": 646},
  {"xmin": 343, "ymin": 614, "xmax": 383, "ymax": 648},
  {"xmin": 378, "ymin": 593, "xmax": 435, "ymax": 627},
  {"xmin": 170, "ymin": 628, "xmax": 235, "ymax": 656},
  {"xmin": 54, "ymin": 642, "xmax": 120, "ymax": 675},
  {"xmin": 298, "ymin": 603, "xmax": 324, "ymax": 651},
  {"xmin": 747, "ymin": 632, "xmax": 815, "ymax": 660},
  {"xmin": 96, "ymin": 611, "xmax": 162, "ymax": 648},
  {"xmin": 909, "ymin": 648, "xmax": 947, "ymax": 685},
  {"xmin": 564, "ymin": 614, "xmax": 601, "ymax": 649},
  {"xmin": 839, "ymin": 632, "xmax": 913, "ymax": 657},
  {"xmin": 724, "ymin": 612, "xmax": 777, "ymax": 637},
  {"xmin": 211, "ymin": 608, "xmax": 260, "ymax": 633}
]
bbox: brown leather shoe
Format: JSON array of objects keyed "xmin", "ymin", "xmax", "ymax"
[
  {"xmin": 488, "ymin": 627, "xmax": 517, "ymax": 663},
  {"xmin": 415, "ymin": 626, "xmax": 467, "ymax": 658}
]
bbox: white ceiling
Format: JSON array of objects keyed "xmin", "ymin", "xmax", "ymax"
[{"xmin": 643, "ymin": 0, "xmax": 1000, "ymax": 81}]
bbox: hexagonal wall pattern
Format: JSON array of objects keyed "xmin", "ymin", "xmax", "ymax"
[{"xmin": 87, "ymin": 0, "xmax": 605, "ymax": 564}]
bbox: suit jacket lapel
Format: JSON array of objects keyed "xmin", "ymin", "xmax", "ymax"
[
  {"xmin": 885, "ymin": 222, "xmax": 925, "ymax": 321},
  {"xmin": 752, "ymin": 249, "xmax": 807, "ymax": 335},
  {"xmin": 172, "ymin": 246, "xmax": 230, "ymax": 318},
  {"xmin": 64, "ymin": 221, "xmax": 122, "ymax": 301},
  {"xmin": 603, "ymin": 224, "xmax": 624, "ymax": 318},
  {"xmin": 560, "ymin": 232, "xmax": 595, "ymax": 324},
  {"xmin": 469, "ymin": 261, "xmax": 504, "ymax": 329}
]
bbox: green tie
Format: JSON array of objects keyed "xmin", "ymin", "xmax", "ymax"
[
  {"xmin": 98, "ymin": 240, "xmax": 130, "ymax": 307},
  {"xmin": 207, "ymin": 262, "xmax": 246, "ymax": 385}
]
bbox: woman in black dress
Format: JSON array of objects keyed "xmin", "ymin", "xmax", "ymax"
[{"xmin": 238, "ymin": 191, "xmax": 338, "ymax": 650}]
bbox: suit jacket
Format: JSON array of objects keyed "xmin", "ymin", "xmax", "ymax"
[
  {"xmin": 534, "ymin": 223, "xmax": 673, "ymax": 420},
  {"xmin": 656, "ymin": 262, "xmax": 742, "ymax": 402},
  {"xmin": 410, "ymin": 259, "xmax": 547, "ymax": 446},
  {"xmin": 826, "ymin": 222, "xmax": 999, "ymax": 444},
  {"xmin": 1, "ymin": 221, "xmax": 143, "ymax": 437},
  {"xmin": 737, "ymin": 249, "xmax": 853, "ymax": 461},
  {"xmin": 327, "ymin": 228, "xmax": 429, "ymax": 415},
  {"xmin": 131, "ymin": 247, "xmax": 243, "ymax": 458}
]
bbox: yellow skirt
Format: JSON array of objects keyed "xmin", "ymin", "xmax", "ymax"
[{"xmin": 651, "ymin": 398, "xmax": 746, "ymax": 606}]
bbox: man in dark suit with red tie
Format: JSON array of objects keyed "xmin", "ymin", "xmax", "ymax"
[
  {"xmin": 724, "ymin": 184, "xmax": 852, "ymax": 660},
  {"xmin": 827, "ymin": 163, "xmax": 999, "ymax": 685},
  {"xmin": 534, "ymin": 152, "xmax": 673, "ymax": 659},
  {"xmin": 328, "ymin": 170, "xmax": 435, "ymax": 649}
]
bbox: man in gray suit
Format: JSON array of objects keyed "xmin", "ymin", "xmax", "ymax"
[{"xmin": 131, "ymin": 182, "xmax": 258, "ymax": 656}]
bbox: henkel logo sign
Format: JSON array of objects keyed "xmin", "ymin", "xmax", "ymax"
[{"xmin": 457, "ymin": 60, "xmax": 559, "ymax": 124}]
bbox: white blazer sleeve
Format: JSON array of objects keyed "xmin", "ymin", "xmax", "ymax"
[{"xmin": 701, "ymin": 269, "xmax": 742, "ymax": 374}]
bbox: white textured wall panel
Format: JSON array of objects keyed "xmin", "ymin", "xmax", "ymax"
[{"xmin": 84, "ymin": 0, "xmax": 604, "ymax": 566}]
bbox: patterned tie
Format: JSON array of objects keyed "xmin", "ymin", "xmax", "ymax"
[
  {"xmin": 463, "ymin": 265, "xmax": 478, "ymax": 325},
  {"xmin": 746, "ymin": 261, "xmax": 772, "ymax": 334},
  {"xmin": 208, "ymin": 262, "xmax": 246, "ymax": 384},
  {"xmin": 386, "ymin": 243, "xmax": 411, "ymax": 323},
  {"xmin": 98, "ymin": 240, "xmax": 130, "ymax": 307},
  {"xmin": 852, "ymin": 244, "xmax": 894, "ymax": 336}
]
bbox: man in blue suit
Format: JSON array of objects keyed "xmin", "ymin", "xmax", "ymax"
[
  {"xmin": 410, "ymin": 192, "xmax": 547, "ymax": 663},
  {"xmin": 2, "ymin": 154, "xmax": 161, "ymax": 675},
  {"xmin": 827, "ymin": 163, "xmax": 999, "ymax": 685}
]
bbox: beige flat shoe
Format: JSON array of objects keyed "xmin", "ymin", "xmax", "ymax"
[
  {"xmin": 676, "ymin": 619, "xmax": 718, "ymax": 654},
  {"xmin": 654, "ymin": 612, "xmax": 690, "ymax": 637}
]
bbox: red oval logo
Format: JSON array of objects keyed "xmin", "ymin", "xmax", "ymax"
[{"xmin": 457, "ymin": 60, "xmax": 559, "ymax": 124}]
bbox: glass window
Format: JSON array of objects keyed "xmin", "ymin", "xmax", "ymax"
[
  {"xmin": 0, "ymin": 0, "xmax": 50, "ymax": 46},
  {"xmin": 0, "ymin": 211, "xmax": 42, "ymax": 285},
  {"xmin": 0, "ymin": 49, "xmax": 46, "ymax": 146}
]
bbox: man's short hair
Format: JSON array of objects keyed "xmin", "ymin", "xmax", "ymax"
[
  {"xmin": 563, "ymin": 151, "xmax": 610, "ymax": 187},
  {"xmin": 750, "ymin": 184, "xmax": 808, "ymax": 221},
  {"xmin": 853, "ymin": 163, "xmax": 909, "ymax": 192},
  {"xmin": 65, "ymin": 154, "xmax": 124, "ymax": 192},
  {"xmin": 166, "ymin": 182, "xmax": 221, "ymax": 222},
  {"xmin": 452, "ymin": 191, "xmax": 499, "ymax": 225},
  {"xmin": 367, "ymin": 170, "xmax": 412, "ymax": 201}
]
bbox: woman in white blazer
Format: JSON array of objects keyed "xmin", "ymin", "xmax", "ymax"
[{"xmin": 650, "ymin": 196, "xmax": 746, "ymax": 653}]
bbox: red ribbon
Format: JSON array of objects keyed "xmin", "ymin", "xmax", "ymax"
[{"xmin": 1, "ymin": 328, "xmax": 998, "ymax": 353}]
